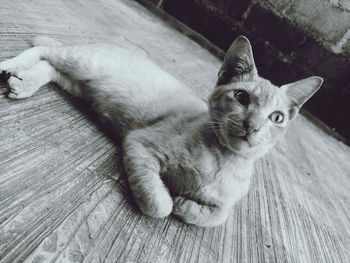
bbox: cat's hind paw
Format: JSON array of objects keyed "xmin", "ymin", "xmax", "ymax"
[
  {"xmin": 173, "ymin": 197, "xmax": 229, "ymax": 227},
  {"xmin": 172, "ymin": 197, "xmax": 200, "ymax": 225}
]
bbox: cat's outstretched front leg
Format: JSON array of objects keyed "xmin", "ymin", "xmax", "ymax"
[
  {"xmin": 0, "ymin": 36, "xmax": 62, "ymax": 77},
  {"xmin": 6, "ymin": 60, "xmax": 57, "ymax": 99},
  {"xmin": 123, "ymin": 138, "xmax": 173, "ymax": 218},
  {"xmin": 0, "ymin": 47, "xmax": 47, "ymax": 74},
  {"xmin": 5, "ymin": 60, "xmax": 80, "ymax": 99},
  {"xmin": 173, "ymin": 197, "xmax": 229, "ymax": 227}
]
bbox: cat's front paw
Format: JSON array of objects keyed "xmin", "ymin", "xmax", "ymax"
[
  {"xmin": 137, "ymin": 190, "xmax": 173, "ymax": 219},
  {"xmin": 7, "ymin": 71, "xmax": 42, "ymax": 99}
]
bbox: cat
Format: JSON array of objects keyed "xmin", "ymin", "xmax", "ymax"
[{"xmin": 0, "ymin": 36, "xmax": 323, "ymax": 227}]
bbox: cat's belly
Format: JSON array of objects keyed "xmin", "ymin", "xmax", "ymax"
[
  {"xmin": 195, "ymin": 176, "xmax": 251, "ymax": 207},
  {"xmin": 162, "ymin": 165, "xmax": 203, "ymax": 196}
]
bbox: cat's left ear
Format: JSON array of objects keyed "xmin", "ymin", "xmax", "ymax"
[
  {"xmin": 217, "ymin": 36, "xmax": 258, "ymax": 85},
  {"xmin": 281, "ymin": 76, "xmax": 323, "ymax": 120}
]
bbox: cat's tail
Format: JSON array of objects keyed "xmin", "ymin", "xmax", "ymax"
[{"xmin": 32, "ymin": 36, "xmax": 63, "ymax": 47}]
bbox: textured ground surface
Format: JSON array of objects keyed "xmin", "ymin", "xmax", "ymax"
[{"xmin": 0, "ymin": 0, "xmax": 350, "ymax": 262}]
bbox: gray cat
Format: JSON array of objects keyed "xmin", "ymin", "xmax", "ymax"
[{"xmin": 0, "ymin": 36, "xmax": 322, "ymax": 227}]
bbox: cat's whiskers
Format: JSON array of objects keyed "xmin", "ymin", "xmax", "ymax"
[
  {"xmin": 210, "ymin": 113, "xmax": 225, "ymax": 121},
  {"xmin": 209, "ymin": 113, "xmax": 238, "ymax": 134}
]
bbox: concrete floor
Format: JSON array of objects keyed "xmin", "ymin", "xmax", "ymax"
[{"xmin": 0, "ymin": 0, "xmax": 350, "ymax": 262}]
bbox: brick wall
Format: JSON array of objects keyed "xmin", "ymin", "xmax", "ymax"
[{"xmin": 137, "ymin": 0, "xmax": 350, "ymax": 142}]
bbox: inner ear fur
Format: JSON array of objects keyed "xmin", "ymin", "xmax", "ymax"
[{"xmin": 217, "ymin": 35, "xmax": 258, "ymax": 86}]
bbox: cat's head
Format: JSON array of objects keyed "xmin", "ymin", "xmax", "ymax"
[{"xmin": 209, "ymin": 36, "xmax": 323, "ymax": 158}]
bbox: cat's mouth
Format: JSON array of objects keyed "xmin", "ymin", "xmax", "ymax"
[
  {"xmin": 233, "ymin": 127, "xmax": 258, "ymax": 146},
  {"xmin": 228, "ymin": 127, "xmax": 249, "ymax": 141},
  {"xmin": 227, "ymin": 128, "xmax": 252, "ymax": 146},
  {"xmin": 240, "ymin": 135, "xmax": 248, "ymax": 141},
  {"xmin": 227, "ymin": 124, "xmax": 247, "ymax": 137},
  {"xmin": 219, "ymin": 122, "xmax": 250, "ymax": 141},
  {"xmin": 215, "ymin": 122, "xmax": 254, "ymax": 151},
  {"xmin": 237, "ymin": 134, "xmax": 252, "ymax": 146}
]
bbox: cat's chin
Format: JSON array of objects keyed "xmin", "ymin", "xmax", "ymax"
[{"xmin": 228, "ymin": 136, "xmax": 252, "ymax": 152}]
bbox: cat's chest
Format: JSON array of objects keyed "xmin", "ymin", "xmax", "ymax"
[
  {"xmin": 163, "ymin": 149, "xmax": 253, "ymax": 206},
  {"xmin": 195, "ymin": 159, "xmax": 253, "ymax": 206}
]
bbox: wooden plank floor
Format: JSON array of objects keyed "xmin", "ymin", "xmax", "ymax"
[{"xmin": 0, "ymin": 0, "xmax": 349, "ymax": 262}]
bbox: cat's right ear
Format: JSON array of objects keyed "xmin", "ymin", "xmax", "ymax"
[{"xmin": 217, "ymin": 36, "xmax": 258, "ymax": 86}]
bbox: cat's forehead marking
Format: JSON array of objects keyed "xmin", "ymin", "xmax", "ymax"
[
  {"xmin": 241, "ymin": 79, "xmax": 289, "ymax": 116},
  {"xmin": 245, "ymin": 79, "xmax": 279, "ymax": 108}
]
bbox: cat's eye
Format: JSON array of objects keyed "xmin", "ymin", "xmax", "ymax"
[
  {"xmin": 269, "ymin": 111, "xmax": 284, "ymax": 123},
  {"xmin": 234, "ymin": 90, "xmax": 249, "ymax": 106}
]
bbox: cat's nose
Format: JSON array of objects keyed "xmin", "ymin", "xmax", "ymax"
[
  {"xmin": 244, "ymin": 119, "xmax": 262, "ymax": 134},
  {"xmin": 243, "ymin": 120, "xmax": 250, "ymax": 131}
]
